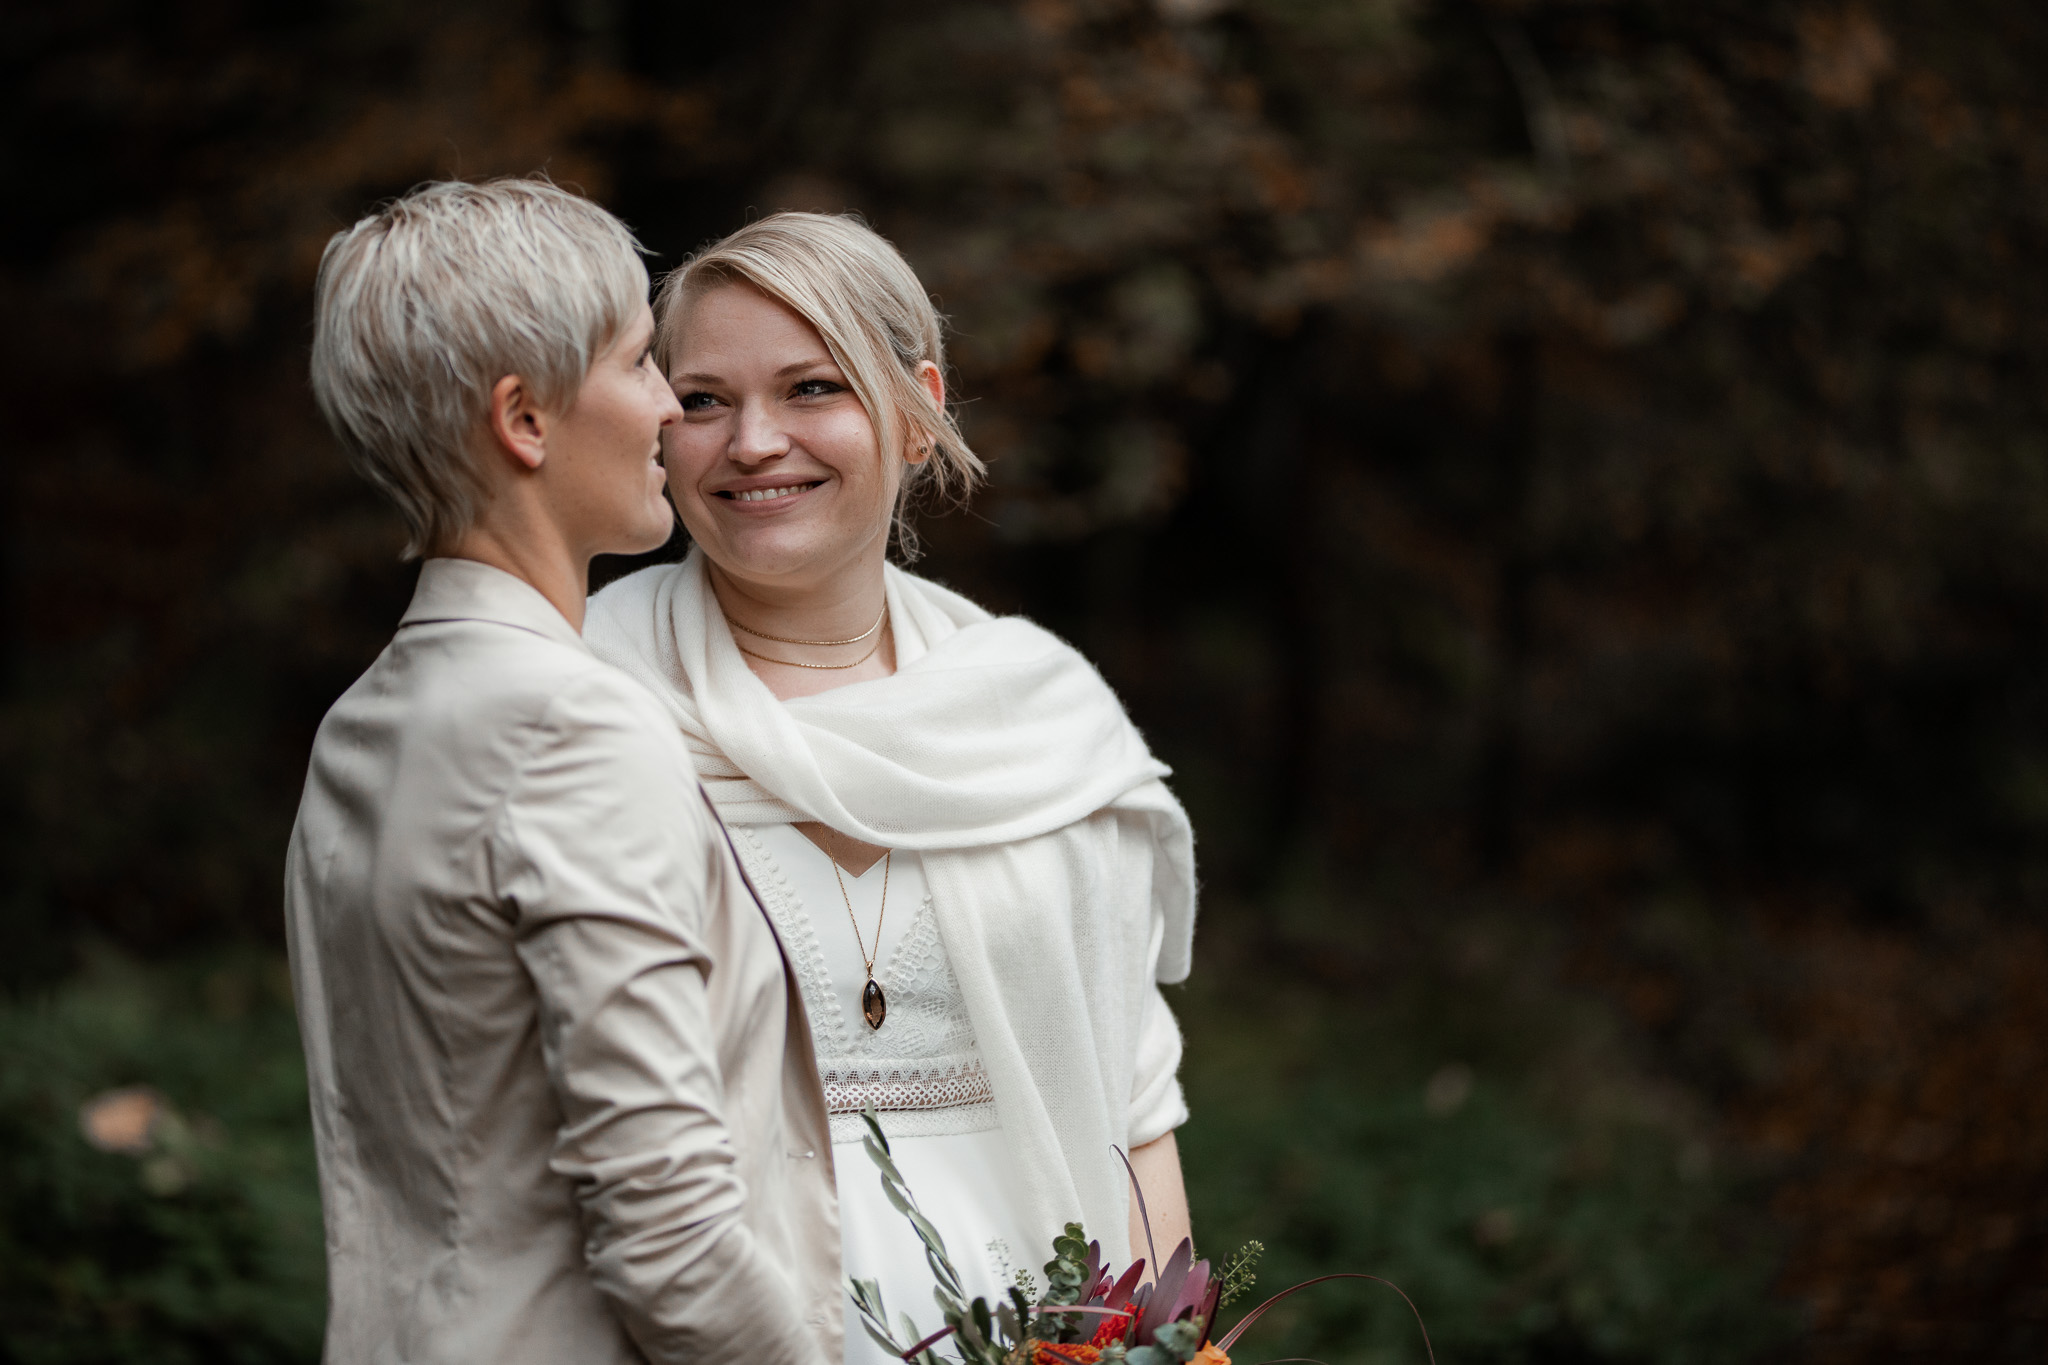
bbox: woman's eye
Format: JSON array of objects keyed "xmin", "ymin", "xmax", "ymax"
[
  {"xmin": 792, "ymin": 378, "xmax": 843, "ymax": 399},
  {"xmin": 678, "ymin": 391, "xmax": 722, "ymax": 412}
]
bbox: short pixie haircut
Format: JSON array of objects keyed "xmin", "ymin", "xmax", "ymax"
[
  {"xmin": 311, "ymin": 178, "xmax": 649, "ymax": 558},
  {"xmin": 655, "ymin": 212, "xmax": 984, "ymax": 551}
]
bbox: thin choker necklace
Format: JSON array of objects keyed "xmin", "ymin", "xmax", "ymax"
[{"xmin": 725, "ymin": 602, "xmax": 887, "ymax": 648}]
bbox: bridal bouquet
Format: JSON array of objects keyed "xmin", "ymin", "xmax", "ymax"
[{"xmin": 848, "ymin": 1111, "xmax": 1433, "ymax": 1365}]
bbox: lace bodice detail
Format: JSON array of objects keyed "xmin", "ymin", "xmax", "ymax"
[{"xmin": 731, "ymin": 825, "xmax": 997, "ymax": 1142}]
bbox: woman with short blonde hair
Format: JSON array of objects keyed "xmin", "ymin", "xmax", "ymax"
[
  {"xmin": 312, "ymin": 177, "xmax": 651, "ymax": 559},
  {"xmin": 586, "ymin": 212, "xmax": 1196, "ymax": 1360}
]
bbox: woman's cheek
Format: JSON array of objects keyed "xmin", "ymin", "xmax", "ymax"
[{"xmin": 818, "ymin": 407, "xmax": 882, "ymax": 477}]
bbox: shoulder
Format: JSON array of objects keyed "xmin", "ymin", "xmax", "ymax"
[
  {"xmin": 585, "ymin": 561, "xmax": 687, "ymax": 657},
  {"xmin": 976, "ymin": 614, "xmax": 1094, "ymax": 663},
  {"xmin": 498, "ymin": 663, "xmax": 717, "ymax": 850},
  {"xmin": 886, "ymin": 563, "xmax": 994, "ymax": 626},
  {"xmin": 319, "ymin": 618, "xmax": 604, "ymax": 747},
  {"xmin": 929, "ymin": 610, "xmax": 1120, "ymax": 703},
  {"xmin": 456, "ymin": 619, "xmax": 640, "ymax": 709},
  {"xmin": 364, "ymin": 618, "xmax": 685, "ymax": 775},
  {"xmin": 889, "ymin": 565, "xmax": 1095, "ymax": 668},
  {"xmin": 529, "ymin": 659, "xmax": 695, "ymax": 771},
  {"xmin": 301, "ymin": 623, "xmax": 713, "ymax": 877},
  {"xmin": 489, "ymin": 664, "xmax": 723, "ymax": 921}
]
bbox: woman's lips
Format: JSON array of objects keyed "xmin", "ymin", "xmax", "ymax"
[{"xmin": 718, "ymin": 480, "xmax": 822, "ymax": 503}]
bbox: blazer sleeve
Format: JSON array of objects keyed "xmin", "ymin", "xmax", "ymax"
[{"xmin": 494, "ymin": 670, "xmax": 825, "ymax": 1365}]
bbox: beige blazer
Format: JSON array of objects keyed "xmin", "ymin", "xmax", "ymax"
[{"xmin": 285, "ymin": 558, "xmax": 841, "ymax": 1365}]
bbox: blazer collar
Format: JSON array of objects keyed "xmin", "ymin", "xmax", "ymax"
[{"xmin": 399, "ymin": 557, "xmax": 589, "ymax": 654}]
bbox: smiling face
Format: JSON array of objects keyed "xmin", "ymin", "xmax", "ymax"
[
  {"xmin": 663, "ymin": 283, "xmax": 911, "ymax": 598},
  {"xmin": 544, "ymin": 301, "xmax": 681, "ymax": 558}
]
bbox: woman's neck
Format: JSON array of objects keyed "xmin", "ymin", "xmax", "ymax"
[
  {"xmin": 709, "ymin": 560, "xmax": 885, "ymax": 642},
  {"xmin": 707, "ymin": 557, "xmax": 897, "ymax": 701}
]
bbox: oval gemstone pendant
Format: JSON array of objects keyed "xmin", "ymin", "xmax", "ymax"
[{"xmin": 862, "ymin": 978, "xmax": 887, "ymax": 1030}]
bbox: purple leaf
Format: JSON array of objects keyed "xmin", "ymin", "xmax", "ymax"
[
  {"xmin": 1176, "ymin": 1261, "xmax": 1211, "ymax": 1321},
  {"xmin": 1195, "ymin": 1277, "xmax": 1222, "ymax": 1340},
  {"xmin": 1136, "ymin": 1240, "xmax": 1193, "ymax": 1341},
  {"xmin": 1104, "ymin": 1259, "xmax": 1147, "ymax": 1311}
]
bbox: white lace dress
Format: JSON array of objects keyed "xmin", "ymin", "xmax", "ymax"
[{"xmin": 732, "ymin": 824, "xmax": 1191, "ymax": 1363}]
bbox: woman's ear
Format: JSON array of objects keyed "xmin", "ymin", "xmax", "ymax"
[
  {"xmin": 906, "ymin": 360, "xmax": 945, "ymax": 465},
  {"xmin": 917, "ymin": 359, "xmax": 945, "ymax": 412},
  {"xmin": 486, "ymin": 373, "xmax": 549, "ymax": 472}
]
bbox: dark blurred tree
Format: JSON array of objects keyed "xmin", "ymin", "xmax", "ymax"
[
  {"xmin": 1, "ymin": 0, "xmax": 712, "ymax": 968},
  {"xmin": 786, "ymin": 0, "xmax": 2048, "ymax": 920},
  {"xmin": 10, "ymin": 0, "xmax": 2047, "ymax": 954}
]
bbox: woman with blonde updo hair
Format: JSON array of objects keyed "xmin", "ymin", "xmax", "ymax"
[{"xmin": 585, "ymin": 212, "xmax": 1196, "ymax": 1359}]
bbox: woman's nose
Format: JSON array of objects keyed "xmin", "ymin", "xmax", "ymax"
[
  {"xmin": 655, "ymin": 385, "xmax": 684, "ymax": 427},
  {"xmin": 730, "ymin": 400, "xmax": 791, "ymax": 464}
]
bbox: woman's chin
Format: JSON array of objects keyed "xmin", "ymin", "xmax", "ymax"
[
  {"xmin": 698, "ymin": 524, "xmax": 852, "ymax": 586},
  {"xmin": 616, "ymin": 511, "xmax": 676, "ymax": 556}
]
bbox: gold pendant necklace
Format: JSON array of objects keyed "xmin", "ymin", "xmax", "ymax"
[{"xmin": 829, "ymin": 845, "xmax": 892, "ymax": 1030}]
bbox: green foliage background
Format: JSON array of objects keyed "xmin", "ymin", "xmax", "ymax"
[
  {"xmin": 0, "ymin": 955, "xmax": 320, "ymax": 1363},
  {"xmin": 5, "ymin": 0, "xmax": 2046, "ymax": 1360}
]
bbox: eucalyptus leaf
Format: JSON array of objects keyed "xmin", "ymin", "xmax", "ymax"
[
  {"xmin": 860, "ymin": 1107, "xmax": 891, "ymax": 1157},
  {"xmin": 859, "ymin": 1317, "xmax": 908, "ymax": 1356},
  {"xmin": 1153, "ymin": 1319, "xmax": 1202, "ymax": 1361},
  {"xmin": 850, "ymin": 1277, "xmax": 887, "ymax": 1316},
  {"xmin": 907, "ymin": 1207, "xmax": 956, "ymax": 1268},
  {"xmin": 863, "ymin": 1133, "xmax": 907, "ymax": 1186},
  {"xmin": 927, "ymin": 1246, "xmax": 965, "ymax": 1301}
]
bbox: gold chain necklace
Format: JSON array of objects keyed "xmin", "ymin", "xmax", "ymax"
[
  {"xmin": 829, "ymin": 846, "xmax": 892, "ymax": 1030},
  {"xmin": 734, "ymin": 635, "xmax": 884, "ymax": 671},
  {"xmin": 726, "ymin": 602, "xmax": 887, "ymax": 647}
]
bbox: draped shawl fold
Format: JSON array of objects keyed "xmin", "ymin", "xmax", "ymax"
[{"xmin": 584, "ymin": 550, "xmax": 1196, "ymax": 1260}]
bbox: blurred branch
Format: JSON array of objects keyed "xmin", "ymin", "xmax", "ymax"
[{"xmin": 1487, "ymin": 17, "xmax": 1572, "ymax": 180}]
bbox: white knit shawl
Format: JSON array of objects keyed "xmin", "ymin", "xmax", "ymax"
[{"xmin": 583, "ymin": 550, "xmax": 1196, "ymax": 1262}]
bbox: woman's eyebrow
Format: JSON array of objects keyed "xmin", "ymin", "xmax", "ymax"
[{"xmin": 672, "ymin": 357, "xmax": 837, "ymax": 387}]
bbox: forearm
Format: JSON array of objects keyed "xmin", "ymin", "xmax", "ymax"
[
  {"xmin": 503, "ymin": 681, "xmax": 830, "ymax": 1365},
  {"xmin": 522, "ymin": 919, "xmax": 825, "ymax": 1365},
  {"xmin": 592, "ymin": 1216, "xmax": 824, "ymax": 1365},
  {"xmin": 571, "ymin": 1126, "xmax": 823, "ymax": 1365},
  {"xmin": 1127, "ymin": 1130, "xmax": 1192, "ymax": 1270}
]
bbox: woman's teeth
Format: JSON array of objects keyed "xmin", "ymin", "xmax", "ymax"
[{"xmin": 731, "ymin": 483, "xmax": 813, "ymax": 503}]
